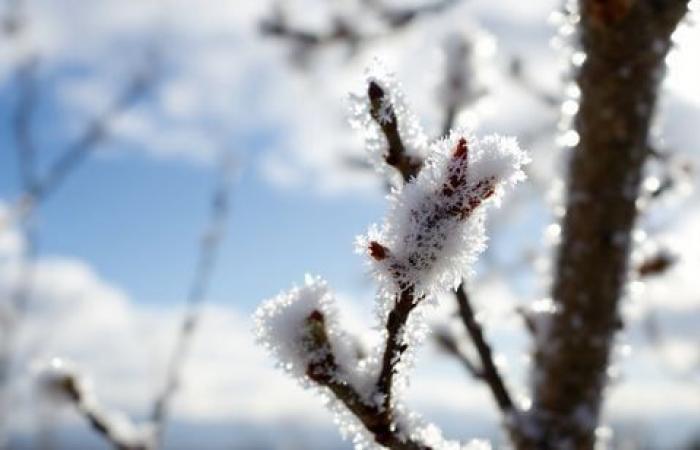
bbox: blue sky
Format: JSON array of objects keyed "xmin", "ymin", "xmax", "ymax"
[{"xmin": 0, "ymin": 124, "xmax": 387, "ymax": 313}]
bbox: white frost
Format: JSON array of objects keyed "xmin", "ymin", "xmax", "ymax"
[
  {"xmin": 253, "ymin": 274, "xmax": 357, "ymax": 382},
  {"xmin": 348, "ymin": 61, "xmax": 429, "ymax": 185},
  {"xmin": 358, "ymin": 130, "xmax": 528, "ymax": 299}
]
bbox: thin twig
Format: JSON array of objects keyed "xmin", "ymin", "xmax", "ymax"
[
  {"xmin": 261, "ymin": 0, "xmax": 460, "ymax": 54},
  {"xmin": 13, "ymin": 57, "xmax": 40, "ymax": 193},
  {"xmin": 367, "ymin": 81, "xmax": 422, "ymax": 182},
  {"xmin": 433, "ymin": 328, "xmax": 482, "ymax": 378},
  {"xmin": 30, "ymin": 71, "xmax": 154, "ymax": 204},
  {"xmin": 149, "ymin": 162, "xmax": 232, "ymax": 448},
  {"xmin": 375, "ymin": 287, "xmax": 420, "ymax": 417},
  {"xmin": 454, "ymin": 285, "xmax": 515, "ymax": 413}
]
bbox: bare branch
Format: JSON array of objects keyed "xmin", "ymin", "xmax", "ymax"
[
  {"xmin": 30, "ymin": 70, "xmax": 154, "ymax": 204},
  {"xmin": 149, "ymin": 161, "xmax": 233, "ymax": 448},
  {"xmin": 260, "ymin": 0, "xmax": 461, "ymax": 56},
  {"xmin": 433, "ymin": 327, "xmax": 482, "ymax": 378},
  {"xmin": 12, "ymin": 57, "xmax": 40, "ymax": 193},
  {"xmin": 454, "ymin": 285, "xmax": 515, "ymax": 413}
]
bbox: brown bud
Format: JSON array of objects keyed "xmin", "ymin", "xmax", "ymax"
[
  {"xmin": 368, "ymin": 81, "xmax": 385, "ymax": 101},
  {"xmin": 368, "ymin": 241, "xmax": 388, "ymax": 260},
  {"xmin": 453, "ymin": 138, "xmax": 468, "ymax": 159}
]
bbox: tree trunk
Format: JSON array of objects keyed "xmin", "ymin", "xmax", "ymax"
[{"xmin": 526, "ymin": 1, "xmax": 689, "ymax": 449}]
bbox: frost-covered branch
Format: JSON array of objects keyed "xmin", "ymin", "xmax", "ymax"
[
  {"xmin": 256, "ymin": 73, "xmax": 526, "ymax": 447},
  {"xmin": 37, "ymin": 359, "xmax": 149, "ymax": 450}
]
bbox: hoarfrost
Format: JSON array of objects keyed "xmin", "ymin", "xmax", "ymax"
[
  {"xmin": 358, "ymin": 130, "xmax": 528, "ymax": 299},
  {"xmin": 348, "ymin": 61, "xmax": 428, "ymax": 184}
]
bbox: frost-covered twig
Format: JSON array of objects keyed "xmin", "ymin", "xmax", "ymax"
[
  {"xmin": 349, "ymin": 65, "xmax": 428, "ymax": 185},
  {"xmin": 37, "ymin": 359, "xmax": 148, "ymax": 450},
  {"xmin": 359, "ymin": 65, "xmax": 518, "ymax": 423},
  {"xmin": 149, "ymin": 160, "xmax": 233, "ymax": 448},
  {"xmin": 256, "ymin": 82, "xmax": 526, "ymax": 447},
  {"xmin": 367, "ymin": 81, "xmax": 423, "ymax": 182}
]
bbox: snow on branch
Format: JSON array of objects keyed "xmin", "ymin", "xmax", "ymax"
[
  {"xmin": 255, "ymin": 64, "xmax": 527, "ymax": 448},
  {"xmin": 36, "ymin": 358, "xmax": 151, "ymax": 450}
]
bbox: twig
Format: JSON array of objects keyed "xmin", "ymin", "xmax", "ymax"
[
  {"xmin": 433, "ymin": 327, "xmax": 481, "ymax": 378},
  {"xmin": 454, "ymin": 285, "xmax": 514, "ymax": 413},
  {"xmin": 12, "ymin": 57, "xmax": 40, "ymax": 192},
  {"xmin": 29, "ymin": 71, "xmax": 154, "ymax": 204},
  {"xmin": 304, "ymin": 310, "xmax": 430, "ymax": 450},
  {"xmin": 261, "ymin": 0, "xmax": 460, "ymax": 55},
  {"xmin": 367, "ymin": 81, "xmax": 422, "ymax": 182},
  {"xmin": 149, "ymin": 161, "xmax": 232, "ymax": 448},
  {"xmin": 44, "ymin": 368, "xmax": 146, "ymax": 450},
  {"xmin": 369, "ymin": 75, "xmax": 517, "ymax": 418},
  {"xmin": 375, "ymin": 287, "xmax": 420, "ymax": 418}
]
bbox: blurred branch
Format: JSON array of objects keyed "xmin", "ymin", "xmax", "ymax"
[
  {"xmin": 433, "ymin": 46, "xmax": 518, "ymax": 421},
  {"xmin": 29, "ymin": 69, "xmax": 155, "ymax": 206},
  {"xmin": 260, "ymin": 0, "xmax": 461, "ymax": 58},
  {"xmin": 508, "ymin": 57, "xmax": 559, "ymax": 108},
  {"xmin": 529, "ymin": 1, "xmax": 691, "ymax": 447},
  {"xmin": 433, "ymin": 327, "xmax": 481, "ymax": 378},
  {"xmin": 454, "ymin": 286, "xmax": 515, "ymax": 413},
  {"xmin": 13, "ymin": 57, "xmax": 40, "ymax": 193},
  {"xmin": 149, "ymin": 159, "xmax": 233, "ymax": 448},
  {"xmin": 40, "ymin": 362, "xmax": 146, "ymax": 450}
]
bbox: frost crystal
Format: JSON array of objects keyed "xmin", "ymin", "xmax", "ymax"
[
  {"xmin": 359, "ymin": 130, "xmax": 528, "ymax": 298},
  {"xmin": 348, "ymin": 61, "xmax": 428, "ymax": 183},
  {"xmin": 254, "ymin": 275, "xmax": 356, "ymax": 382}
]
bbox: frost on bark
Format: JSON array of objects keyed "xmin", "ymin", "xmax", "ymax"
[{"xmin": 528, "ymin": 1, "xmax": 690, "ymax": 449}]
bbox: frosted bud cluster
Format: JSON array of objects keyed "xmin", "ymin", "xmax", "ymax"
[
  {"xmin": 254, "ymin": 275, "xmax": 356, "ymax": 383},
  {"xmin": 358, "ymin": 131, "xmax": 528, "ymax": 297}
]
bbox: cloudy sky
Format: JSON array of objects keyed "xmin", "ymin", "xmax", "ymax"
[{"xmin": 1, "ymin": 0, "xmax": 699, "ymax": 448}]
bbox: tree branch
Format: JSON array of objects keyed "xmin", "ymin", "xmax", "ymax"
[
  {"xmin": 304, "ymin": 309, "xmax": 430, "ymax": 450},
  {"xmin": 454, "ymin": 285, "xmax": 514, "ymax": 413},
  {"xmin": 149, "ymin": 162, "xmax": 232, "ymax": 448},
  {"xmin": 261, "ymin": 0, "xmax": 460, "ymax": 55}
]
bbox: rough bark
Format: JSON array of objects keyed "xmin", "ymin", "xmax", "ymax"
[{"xmin": 527, "ymin": 1, "xmax": 689, "ymax": 449}]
